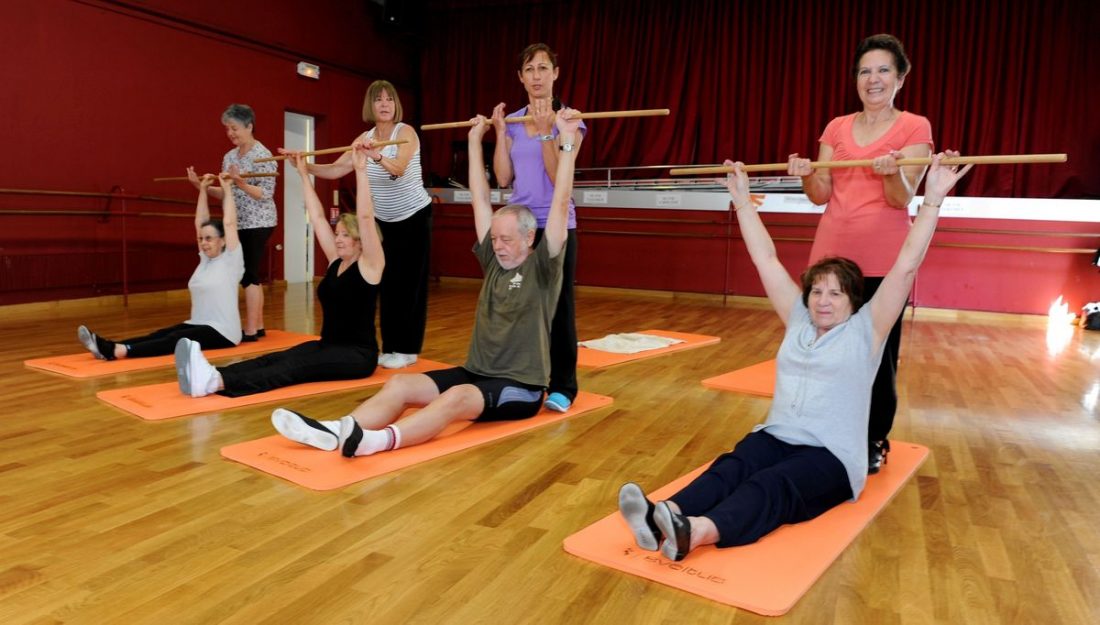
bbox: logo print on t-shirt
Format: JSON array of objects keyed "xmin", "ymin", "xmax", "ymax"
[{"xmin": 508, "ymin": 272, "xmax": 524, "ymax": 290}]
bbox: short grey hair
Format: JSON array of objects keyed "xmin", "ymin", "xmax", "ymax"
[
  {"xmin": 493, "ymin": 204, "xmax": 537, "ymax": 238},
  {"xmin": 221, "ymin": 103, "xmax": 255, "ymax": 129}
]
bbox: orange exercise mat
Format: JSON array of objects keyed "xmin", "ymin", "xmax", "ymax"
[
  {"xmin": 220, "ymin": 391, "xmax": 613, "ymax": 490},
  {"xmin": 24, "ymin": 330, "xmax": 318, "ymax": 379},
  {"xmin": 563, "ymin": 442, "xmax": 928, "ymax": 616},
  {"xmin": 702, "ymin": 359, "xmax": 777, "ymax": 397},
  {"xmin": 577, "ymin": 330, "xmax": 720, "ymax": 368},
  {"xmin": 96, "ymin": 359, "xmax": 452, "ymax": 420}
]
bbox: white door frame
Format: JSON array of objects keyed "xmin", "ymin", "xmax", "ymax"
[{"xmin": 282, "ymin": 112, "xmax": 316, "ymax": 283}]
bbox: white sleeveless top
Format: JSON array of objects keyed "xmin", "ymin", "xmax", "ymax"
[{"xmin": 365, "ymin": 123, "xmax": 432, "ymax": 222}]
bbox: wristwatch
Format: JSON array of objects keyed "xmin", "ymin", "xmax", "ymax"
[
  {"xmin": 536, "ymin": 134, "xmax": 554, "ymax": 142},
  {"xmin": 560, "ymin": 143, "xmax": 575, "ymax": 153}
]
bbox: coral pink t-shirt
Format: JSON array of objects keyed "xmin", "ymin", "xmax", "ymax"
[{"xmin": 808, "ymin": 111, "xmax": 933, "ymax": 276}]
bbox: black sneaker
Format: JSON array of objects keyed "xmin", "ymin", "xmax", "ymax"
[{"xmin": 868, "ymin": 439, "xmax": 891, "ymax": 474}]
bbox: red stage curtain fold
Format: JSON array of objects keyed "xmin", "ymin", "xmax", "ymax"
[{"xmin": 418, "ymin": 0, "xmax": 1098, "ymax": 198}]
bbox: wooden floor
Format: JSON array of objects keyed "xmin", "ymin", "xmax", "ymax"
[{"xmin": 1, "ymin": 280, "xmax": 1098, "ymax": 624}]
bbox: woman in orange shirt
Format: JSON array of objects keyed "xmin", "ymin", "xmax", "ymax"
[{"xmin": 788, "ymin": 34, "xmax": 933, "ymax": 473}]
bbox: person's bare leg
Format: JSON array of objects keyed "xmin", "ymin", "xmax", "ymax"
[
  {"xmin": 349, "ymin": 373, "xmax": 442, "ymax": 430},
  {"xmin": 387, "ymin": 385, "xmax": 483, "ymax": 446},
  {"xmin": 341, "ymin": 383, "xmax": 483, "ymax": 457}
]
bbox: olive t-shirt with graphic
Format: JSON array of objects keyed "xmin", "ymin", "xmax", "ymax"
[{"xmin": 464, "ymin": 230, "xmax": 565, "ymax": 387}]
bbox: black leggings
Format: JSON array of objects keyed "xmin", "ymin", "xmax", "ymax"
[
  {"xmin": 238, "ymin": 227, "xmax": 273, "ymax": 287},
  {"xmin": 217, "ymin": 340, "xmax": 377, "ymax": 397},
  {"xmin": 533, "ymin": 228, "xmax": 578, "ymax": 401},
  {"xmin": 377, "ymin": 205, "xmax": 432, "ymax": 354},
  {"xmin": 862, "ymin": 277, "xmax": 905, "ymax": 442},
  {"xmin": 120, "ymin": 323, "xmax": 234, "ymax": 358}
]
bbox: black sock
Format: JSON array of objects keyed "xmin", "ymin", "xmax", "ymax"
[{"xmin": 95, "ymin": 335, "xmax": 117, "ymax": 361}]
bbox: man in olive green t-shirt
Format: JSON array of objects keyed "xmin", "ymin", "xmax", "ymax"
[{"xmin": 269, "ymin": 108, "xmax": 586, "ymax": 458}]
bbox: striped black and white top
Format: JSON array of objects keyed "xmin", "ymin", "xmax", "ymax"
[{"xmin": 365, "ymin": 123, "xmax": 432, "ymax": 222}]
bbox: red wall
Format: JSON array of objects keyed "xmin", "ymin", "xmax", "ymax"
[
  {"xmin": 430, "ymin": 203, "xmax": 1100, "ymax": 316},
  {"xmin": 0, "ymin": 0, "xmax": 417, "ymax": 304}
]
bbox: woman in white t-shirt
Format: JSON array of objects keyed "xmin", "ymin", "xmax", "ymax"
[{"xmin": 77, "ymin": 173, "xmax": 244, "ymax": 360}]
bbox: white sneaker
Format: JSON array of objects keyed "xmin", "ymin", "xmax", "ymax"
[
  {"xmin": 380, "ymin": 352, "xmax": 418, "ymax": 369},
  {"xmin": 272, "ymin": 408, "xmax": 338, "ymax": 451},
  {"xmin": 186, "ymin": 340, "xmax": 219, "ymax": 398},
  {"xmin": 174, "ymin": 338, "xmax": 191, "ymax": 393}
]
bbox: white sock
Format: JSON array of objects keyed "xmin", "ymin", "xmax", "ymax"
[
  {"xmin": 206, "ymin": 369, "xmax": 223, "ymax": 395},
  {"xmin": 354, "ymin": 424, "xmax": 402, "ymax": 456}
]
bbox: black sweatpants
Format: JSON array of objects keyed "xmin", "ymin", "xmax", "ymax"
[
  {"xmin": 121, "ymin": 323, "xmax": 234, "ymax": 358},
  {"xmin": 532, "ymin": 228, "xmax": 578, "ymax": 401},
  {"xmin": 862, "ymin": 277, "xmax": 905, "ymax": 442},
  {"xmin": 376, "ymin": 204, "xmax": 432, "ymax": 355},
  {"xmin": 217, "ymin": 340, "xmax": 376, "ymax": 397},
  {"xmin": 669, "ymin": 430, "xmax": 852, "ymax": 547}
]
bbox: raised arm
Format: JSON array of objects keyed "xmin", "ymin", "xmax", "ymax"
[
  {"xmin": 288, "ymin": 153, "xmax": 340, "ymax": 265},
  {"xmin": 189, "ymin": 165, "xmax": 225, "ymax": 200},
  {"xmin": 350, "ymin": 140, "xmax": 385, "ymax": 284},
  {"xmin": 193, "ymin": 170, "xmax": 215, "ymax": 250},
  {"xmin": 467, "ymin": 115, "xmax": 495, "ymax": 242},
  {"xmin": 723, "ymin": 161, "xmax": 802, "ymax": 324},
  {"xmin": 490, "ymin": 103, "xmax": 514, "ymax": 188},
  {"xmin": 869, "ymin": 151, "xmax": 972, "ymax": 343},
  {"xmin": 543, "ymin": 108, "xmax": 582, "ymax": 259},
  {"xmin": 216, "ymin": 173, "xmax": 241, "ymax": 252}
]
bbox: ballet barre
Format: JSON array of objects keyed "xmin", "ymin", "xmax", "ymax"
[
  {"xmin": 153, "ymin": 172, "xmax": 280, "ymax": 182},
  {"xmin": 252, "ymin": 139, "xmax": 408, "ymax": 163},
  {"xmin": 421, "ymin": 108, "xmax": 671, "ymax": 131},
  {"xmin": 669, "ymin": 153, "xmax": 1068, "ymax": 176}
]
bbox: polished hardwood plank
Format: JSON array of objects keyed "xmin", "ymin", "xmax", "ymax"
[{"xmin": 0, "ymin": 281, "xmax": 1098, "ymax": 624}]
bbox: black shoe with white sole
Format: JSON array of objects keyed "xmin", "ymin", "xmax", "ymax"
[
  {"xmin": 654, "ymin": 501, "xmax": 692, "ymax": 562},
  {"xmin": 272, "ymin": 408, "xmax": 338, "ymax": 451}
]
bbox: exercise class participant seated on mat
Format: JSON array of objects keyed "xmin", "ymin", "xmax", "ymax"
[
  {"xmin": 268, "ymin": 108, "xmax": 583, "ymax": 457},
  {"xmin": 78, "ymin": 173, "xmax": 243, "ymax": 360},
  {"xmin": 618, "ymin": 151, "xmax": 972, "ymax": 561},
  {"xmin": 173, "ymin": 141, "xmax": 384, "ymax": 397}
]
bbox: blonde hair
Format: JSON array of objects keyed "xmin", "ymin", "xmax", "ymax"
[
  {"xmin": 362, "ymin": 80, "xmax": 403, "ymax": 124},
  {"xmin": 336, "ymin": 213, "xmax": 361, "ymax": 240}
]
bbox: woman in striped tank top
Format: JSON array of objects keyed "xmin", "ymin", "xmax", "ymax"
[{"xmin": 299, "ymin": 80, "xmax": 433, "ymax": 370}]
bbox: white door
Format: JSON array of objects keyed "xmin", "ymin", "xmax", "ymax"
[{"xmin": 283, "ymin": 112, "xmax": 315, "ymax": 283}]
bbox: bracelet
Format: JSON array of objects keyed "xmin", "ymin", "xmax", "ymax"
[
  {"xmin": 373, "ymin": 155, "xmax": 383, "ymax": 164},
  {"xmin": 922, "ymin": 200, "xmax": 942, "ymax": 209}
]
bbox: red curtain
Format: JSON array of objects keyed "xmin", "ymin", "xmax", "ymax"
[{"xmin": 417, "ymin": 0, "xmax": 1099, "ymax": 198}]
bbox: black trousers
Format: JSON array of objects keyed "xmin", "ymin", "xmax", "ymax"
[
  {"xmin": 238, "ymin": 227, "xmax": 273, "ymax": 287},
  {"xmin": 120, "ymin": 323, "xmax": 234, "ymax": 358},
  {"xmin": 217, "ymin": 340, "xmax": 376, "ymax": 397},
  {"xmin": 376, "ymin": 204, "xmax": 432, "ymax": 355},
  {"xmin": 532, "ymin": 228, "xmax": 578, "ymax": 401},
  {"xmin": 862, "ymin": 277, "xmax": 905, "ymax": 442},
  {"xmin": 669, "ymin": 430, "xmax": 852, "ymax": 547}
]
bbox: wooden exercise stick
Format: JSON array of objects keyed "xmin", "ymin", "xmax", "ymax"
[
  {"xmin": 669, "ymin": 153, "xmax": 1068, "ymax": 176},
  {"xmin": 252, "ymin": 139, "xmax": 408, "ymax": 163},
  {"xmin": 421, "ymin": 108, "xmax": 671, "ymax": 131},
  {"xmin": 153, "ymin": 172, "xmax": 279, "ymax": 182}
]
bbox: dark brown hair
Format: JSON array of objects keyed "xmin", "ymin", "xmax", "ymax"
[
  {"xmin": 851, "ymin": 34, "xmax": 910, "ymax": 79},
  {"xmin": 517, "ymin": 43, "xmax": 558, "ymax": 71},
  {"xmin": 801, "ymin": 257, "xmax": 865, "ymax": 312}
]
